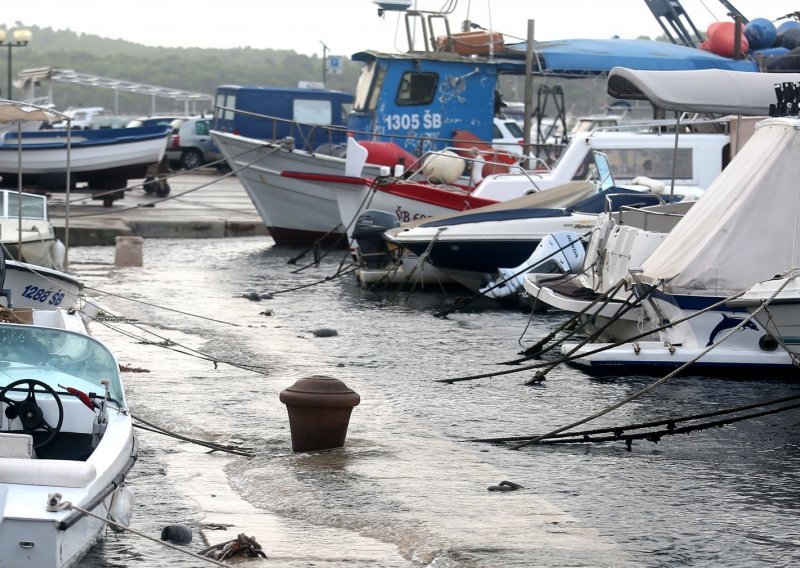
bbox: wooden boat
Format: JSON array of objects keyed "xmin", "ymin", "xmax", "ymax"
[{"xmin": 0, "ymin": 124, "xmax": 170, "ymax": 201}]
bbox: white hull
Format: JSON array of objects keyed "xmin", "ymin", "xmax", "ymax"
[
  {"xmin": 0, "ymin": 135, "xmax": 166, "ymax": 176},
  {"xmin": 523, "ymin": 274, "xmax": 650, "ymax": 343},
  {"xmin": 0, "ymin": 308, "xmax": 137, "ymax": 568},
  {"xmin": 562, "ymin": 293, "xmax": 795, "ymax": 375},
  {"xmin": 731, "ymin": 275, "xmax": 800, "ymax": 356},
  {"xmin": 212, "ymin": 131, "xmax": 383, "ymax": 246},
  {"xmin": 355, "ymin": 253, "xmax": 454, "ymax": 288},
  {"xmin": 2, "ymin": 260, "xmax": 84, "ymax": 313}
]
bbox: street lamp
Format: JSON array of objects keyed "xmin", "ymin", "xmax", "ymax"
[{"xmin": 0, "ymin": 28, "xmax": 32, "ymax": 100}]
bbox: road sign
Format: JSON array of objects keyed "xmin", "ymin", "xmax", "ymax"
[{"xmin": 327, "ymin": 56, "xmax": 343, "ymax": 75}]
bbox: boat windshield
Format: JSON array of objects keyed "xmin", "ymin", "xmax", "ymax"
[
  {"xmin": 2, "ymin": 191, "xmax": 47, "ymax": 221},
  {"xmin": 0, "ymin": 324, "xmax": 123, "ymax": 403}
]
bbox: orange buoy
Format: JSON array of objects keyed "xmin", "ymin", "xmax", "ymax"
[{"xmin": 705, "ymin": 21, "xmax": 749, "ymax": 57}]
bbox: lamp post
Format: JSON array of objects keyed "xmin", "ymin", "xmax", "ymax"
[
  {"xmin": 0, "ymin": 28, "xmax": 32, "ymax": 100},
  {"xmin": 320, "ymin": 41, "xmax": 329, "ymax": 87}
]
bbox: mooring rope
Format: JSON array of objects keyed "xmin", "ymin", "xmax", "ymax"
[
  {"xmin": 433, "ymin": 231, "xmax": 591, "ymax": 318},
  {"xmin": 48, "ymin": 498, "xmax": 233, "ymax": 567},
  {"xmin": 469, "ymin": 394, "xmax": 800, "ymax": 445},
  {"xmin": 67, "ymin": 142, "xmax": 275, "ymax": 217},
  {"xmin": 523, "ymin": 286, "xmax": 645, "ymax": 384},
  {"xmin": 132, "ymin": 414, "xmax": 254, "ymax": 457},
  {"xmin": 84, "ymin": 286, "xmax": 243, "ymax": 327},
  {"xmin": 437, "ymin": 286, "xmax": 753, "ymax": 384},
  {"xmin": 265, "ymin": 263, "xmax": 360, "ymax": 296},
  {"xmin": 510, "ymin": 274, "xmax": 797, "ymax": 450},
  {"xmin": 89, "ymin": 314, "xmax": 272, "ymax": 375}
]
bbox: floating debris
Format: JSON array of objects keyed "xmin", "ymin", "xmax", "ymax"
[
  {"xmin": 202, "ymin": 522, "xmax": 234, "ymax": 531},
  {"xmin": 242, "ymin": 292, "xmax": 262, "ymax": 301},
  {"xmin": 312, "ymin": 328, "xmax": 338, "ymax": 337},
  {"xmin": 119, "ymin": 364, "xmax": 151, "ymax": 373},
  {"xmin": 201, "ymin": 533, "xmax": 267, "ymax": 560},
  {"xmin": 259, "ymin": 309, "xmax": 274, "ymax": 316},
  {"xmin": 487, "ymin": 480, "xmax": 523, "ymax": 492}
]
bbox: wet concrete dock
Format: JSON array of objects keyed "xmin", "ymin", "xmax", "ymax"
[{"xmin": 46, "ymin": 168, "xmax": 268, "ymax": 246}]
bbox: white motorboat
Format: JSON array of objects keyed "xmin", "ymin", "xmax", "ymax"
[
  {"xmin": 728, "ymin": 271, "xmax": 800, "ymax": 358},
  {"xmin": 522, "ymin": 200, "xmax": 692, "ymax": 341},
  {"xmin": 0, "ymin": 281, "xmax": 137, "ymax": 567},
  {"xmin": 561, "ymin": 115, "xmax": 800, "ymax": 376},
  {"xmin": 386, "ymin": 182, "xmax": 672, "ymax": 294},
  {"xmin": 0, "ymin": 189, "xmax": 65, "ymax": 270},
  {"xmin": 521, "ymin": 65, "xmax": 800, "ymax": 344},
  {"xmin": 0, "ymin": 256, "xmax": 104, "ymax": 325}
]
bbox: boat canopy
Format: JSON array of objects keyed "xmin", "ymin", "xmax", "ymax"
[
  {"xmin": 0, "ymin": 99, "xmax": 66, "ymax": 123},
  {"xmin": 505, "ymin": 39, "xmax": 760, "ymax": 76},
  {"xmin": 638, "ymin": 117, "xmax": 800, "ymax": 297},
  {"xmin": 607, "ymin": 67, "xmax": 800, "ymax": 115}
]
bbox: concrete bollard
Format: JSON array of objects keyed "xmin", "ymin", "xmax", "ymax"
[
  {"xmin": 114, "ymin": 236, "xmax": 144, "ymax": 267},
  {"xmin": 279, "ymin": 375, "xmax": 361, "ymax": 452}
]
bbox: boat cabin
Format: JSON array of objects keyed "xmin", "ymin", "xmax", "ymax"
[
  {"xmin": 348, "ymin": 50, "xmax": 524, "ymax": 156},
  {"xmin": 213, "ymin": 85, "xmax": 354, "ymax": 147}
]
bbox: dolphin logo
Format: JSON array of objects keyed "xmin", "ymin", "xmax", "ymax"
[{"xmin": 706, "ymin": 314, "xmax": 758, "ymax": 346}]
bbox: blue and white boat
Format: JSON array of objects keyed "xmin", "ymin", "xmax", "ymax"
[
  {"xmin": 212, "ymin": 5, "xmax": 767, "ymax": 248},
  {"xmin": 0, "ymin": 125, "xmax": 170, "ymax": 199},
  {"xmin": 563, "ymin": 114, "xmax": 800, "ymax": 376}
]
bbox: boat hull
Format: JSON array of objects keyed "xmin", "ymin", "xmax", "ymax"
[
  {"xmin": 0, "ymin": 126, "xmax": 169, "ymax": 188},
  {"xmin": 212, "ymin": 131, "xmax": 384, "ymax": 248},
  {"xmin": 2, "ymin": 260, "xmax": 84, "ymax": 312}
]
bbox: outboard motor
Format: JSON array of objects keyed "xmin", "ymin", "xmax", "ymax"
[
  {"xmin": 352, "ymin": 210, "xmax": 400, "ymax": 269},
  {"xmin": 480, "ymin": 231, "xmax": 585, "ymax": 300}
]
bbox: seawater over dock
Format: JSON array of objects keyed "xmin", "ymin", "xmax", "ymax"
[{"xmin": 47, "ymin": 170, "xmax": 800, "ymax": 567}]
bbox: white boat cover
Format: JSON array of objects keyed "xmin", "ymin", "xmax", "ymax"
[
  {"xmin": 607, "ymin": 67, "xmax": 800, "ymax": 116},
  {"xmin": 639, "ymin": 117, "xmax": 800, "ymax": 296}
]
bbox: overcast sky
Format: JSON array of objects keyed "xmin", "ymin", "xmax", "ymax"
[{"xmin": 5, "ymin": 0, "xmax": 800, "ymax": 57}]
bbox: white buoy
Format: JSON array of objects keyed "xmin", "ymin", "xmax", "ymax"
[
  {"xmin": 114, "ymin": 236, "xmax": 144, "ymax": 267},
  {"xmin": 421, "ymin": 151, "xmax": 465, "ymax": 184},
  {"xmin": 108, "ymin": 486, "xmax": 135, "ymax": 532}
]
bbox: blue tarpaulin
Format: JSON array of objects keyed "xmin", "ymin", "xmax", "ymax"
[{"xmin": 505, "ymin": 38, "xmax": 759, "ymax": 75}]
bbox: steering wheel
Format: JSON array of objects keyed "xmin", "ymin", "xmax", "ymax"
[{"xmin": 0, "ymin": 379, "xmax": 64, "ymax": 449}]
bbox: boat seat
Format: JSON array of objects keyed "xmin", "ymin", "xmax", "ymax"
[
  {"xmin": 0, "ymin": 458, "xmax": 96, "ymax": 487},
  {"xmin": 0, "ymin": 432, "xmax": 33, "ymax": 458}
]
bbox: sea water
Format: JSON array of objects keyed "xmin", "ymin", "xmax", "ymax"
[{"xmin": 74, "ymin": 236, "xmax": 800, "ymax": 567}]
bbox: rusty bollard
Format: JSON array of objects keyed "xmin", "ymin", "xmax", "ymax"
[{"xmin": 279, "ymin": 375, "xmax": 361, "ymax": 452}]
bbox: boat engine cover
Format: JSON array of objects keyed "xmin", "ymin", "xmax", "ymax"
[{"xmin": 352, "ymin": 210, "xmax": 401, "ymax": 269}]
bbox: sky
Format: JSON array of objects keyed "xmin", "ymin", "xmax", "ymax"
[{"xmin": 4, "ymin": 0, "xmax": 800, "ymax": 57}]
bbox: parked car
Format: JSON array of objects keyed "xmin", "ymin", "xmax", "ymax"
[
  {"xmin": 166, "ymin": 116, "xmax": 220, "ymax": 170},
  {"xmin": 492, "ymin": 116, "xmax": 526, "ymax": 156},
  {"xmin": 126, "ymin": 115, "xmax": 186, "ymax": 129}
]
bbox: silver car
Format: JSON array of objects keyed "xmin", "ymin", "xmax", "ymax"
[{"xmin": 166, "ymin": 116, "xmax": 220, "ymax": 170}]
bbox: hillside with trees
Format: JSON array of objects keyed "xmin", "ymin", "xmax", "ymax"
[
  {"xmin": 4, "ymin": 25, "xmax": 620, "ymax": 119},
  {"xmin": 4, "ymin": 25, "xmax": 364, "ymax": 115}
]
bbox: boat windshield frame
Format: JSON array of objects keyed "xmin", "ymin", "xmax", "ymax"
[
  {"xmin": 0, "ymin": 323, "xmax": 124, "ymax": 404},
  {"xmin": 1, "ymin": 190, "xmax": 48, "ymax": 221}
]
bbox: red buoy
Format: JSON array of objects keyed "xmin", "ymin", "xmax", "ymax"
[{"xmin": 705, "ymin": 21, "xmax": 749, "ymax": 57}]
